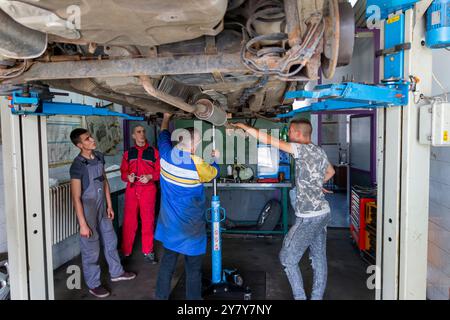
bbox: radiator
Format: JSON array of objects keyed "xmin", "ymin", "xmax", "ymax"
[{"xmin": 49, "ymin": 183, "xmax": 78, "ymax": 245}]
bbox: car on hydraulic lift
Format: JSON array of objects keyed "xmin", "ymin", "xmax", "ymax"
[{"xmin": 0, "ymin": 0, "xmax": 354, "ymax": 122}]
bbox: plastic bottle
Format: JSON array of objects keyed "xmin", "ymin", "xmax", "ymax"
[
  {"xmin": 280, "ymin": 125, "xmax": 289, "ymax": 142},
  {"xmin": 227, "ymin": 164, "xmax": 233, "ymax": 177}
]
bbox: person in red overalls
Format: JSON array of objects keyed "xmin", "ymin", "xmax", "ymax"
[{"xmin": 120, "ymin": 125, "xmax": 160, "ymax": 263}]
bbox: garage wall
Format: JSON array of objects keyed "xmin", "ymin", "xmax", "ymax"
[
  {"xmin": 427, "ymin": 48, "xmax": 450, "ymax": 300},
  {"xmin": 319, "ymin": 113, "xmax": 350, "ymax": 165},
  {"xmin": 321, "ymin": 34, "xmax": 375, "ymax": 86}
]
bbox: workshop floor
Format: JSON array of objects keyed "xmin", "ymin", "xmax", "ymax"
[{"xmin": 53, "ymin": 228, "xmax": 374, "ymax": 300}]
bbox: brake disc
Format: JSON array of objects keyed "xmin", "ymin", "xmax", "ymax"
[
  {"xmin": 321, "ymin": 0, "xmax": 355, "ymax": 79},
  {"xmin": 321, "ymin": 0, "xmax": 340, "ymax": 79},
  {"xmin": 337, "ymin": 1, "xmax": 355, "ymax": 67}
]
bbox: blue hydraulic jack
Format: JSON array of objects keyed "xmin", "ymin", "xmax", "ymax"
[{"xmin": 203, "ymin": 125, "xmax": 252, "ymax": 300}]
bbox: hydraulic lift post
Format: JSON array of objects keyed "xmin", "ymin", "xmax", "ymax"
[{"xmin": 1, "ymin": 98, "xmax": 54, "ymax": 299}]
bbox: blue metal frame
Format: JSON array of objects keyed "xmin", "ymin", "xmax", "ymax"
[
  {"xmin": 279, "ymin": 81, "xmax": 409, "ymax": 117},
  {"xmin": 384, "ymin": 12, "xmax": 405, "ymax": 79},
  {"xmin": 10, "ymin": 90, "xmax": 40, "ymax": 106},
  {"xmin": 8, "ymin": 90, "xmax": 144, "ymax": 120}
]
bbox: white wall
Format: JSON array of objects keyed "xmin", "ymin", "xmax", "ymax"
[
  {"xmin": 319, "ymin": 113, "xmax": 350, "ymax": 165},
  {"xmin": 322, "ymin": 34, "xmax": 375, "ymax": 85},
  {"xmin": 427, "ymin": 48, "xmax": 450, "ymax": 300},
  {"xmin": 311, "ymin": 114, "xmax": 319, "ymax": 144}
]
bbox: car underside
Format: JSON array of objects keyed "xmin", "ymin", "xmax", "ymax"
[{"xmin": 0, "ymin": 0, "xmax": 355, "ymax": 122}]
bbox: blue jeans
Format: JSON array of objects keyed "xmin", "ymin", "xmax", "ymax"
[
  {"xmin": 279, "ymin": 212, "xmax": 331, "ymax": 300},
  {"xmin": 155, "ymin": 247, "xmax": 204, "ymax": 300}
]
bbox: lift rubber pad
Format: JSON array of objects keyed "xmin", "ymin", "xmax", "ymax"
[{"xmin": 169, "ymin": 270, "xmax": 266, "ymax": 300}]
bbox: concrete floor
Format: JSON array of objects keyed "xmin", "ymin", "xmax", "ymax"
[{"xmin": 53, "ymin": 228, "xmax": 374, "ymax": 300}]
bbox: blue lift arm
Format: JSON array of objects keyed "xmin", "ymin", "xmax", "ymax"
[
  {"xmin": 278, "ymin": 81, "xmax": 410, "ymax": 118},
  {"xmin": 8, "ymin": 90, "xmax": 144, "ymax": 120}
]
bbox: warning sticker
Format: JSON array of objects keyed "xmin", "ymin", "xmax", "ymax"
[
  {"xmin": 387, "ymin": 15, "xmax": 400, "ymax": 24},
  {"xmin": 444, "ymin": 131, "xmax": 449, "ymax": 142},
  {"xmin": 213, "ymin": 222, "xmax": 220, "ymax": 251}
]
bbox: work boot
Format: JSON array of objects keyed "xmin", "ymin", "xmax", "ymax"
[
  {"xmin": 111, "ymin": 271, "xmax": 137, "ymax": 282},
  {"xmin": 144, "ymin": 252, "xmax": 158, "ymax": 264},
  {"xmin": 89, "ymin": 286, "xmax": 110, "ymax": 298}
]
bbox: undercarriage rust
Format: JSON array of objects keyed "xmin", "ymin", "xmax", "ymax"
[{"xmin": 0, "ymin": 0, "xmax": 355, "ymax": 118}]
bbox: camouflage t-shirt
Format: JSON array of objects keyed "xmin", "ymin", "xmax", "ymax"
[{"xmin": 291, "ymin": 143, "xmax": 331, "ymax": 217}]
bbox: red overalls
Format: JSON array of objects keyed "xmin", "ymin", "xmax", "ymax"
[{"xmin": 120, "ymin": 142, "xmax": 160, "ymax": 256}]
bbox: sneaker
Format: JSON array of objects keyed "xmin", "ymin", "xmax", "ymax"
[
  {"xmin": 111, "ymin": 271, "xmax": 136, "ymax": 282},
  {"xmin": 89, "ymin": 286, "xmax": 110, "ymax": 298},
  {"xmin": 144, "ymin": 252, "xmax": 158, "ymax": 264}
]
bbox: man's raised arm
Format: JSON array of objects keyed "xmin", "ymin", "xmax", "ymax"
[
  {"xmin": 161, "ymin": 113, "xmax": 172, "ymax": 131},
  {"xmin": 232, "ymin": 122, "xmax": 294, "ymax": 154}
]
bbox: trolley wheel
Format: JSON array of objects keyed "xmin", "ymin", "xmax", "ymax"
[
  {"xmin": 233, "ymin": 274, "xmax": 244, "ymax": 287},
  {"xmin": 243, "ymin": 286, "xmax": 252, "ymax": 300}
]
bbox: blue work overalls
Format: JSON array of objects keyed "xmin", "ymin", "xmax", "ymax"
[{"xmin": 78, "ymin": 155, "xmax": 124, "ymax": 289}]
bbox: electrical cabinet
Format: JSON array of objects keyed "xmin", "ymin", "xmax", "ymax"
[{"xmin": 420, "ymin": 102, "xmax": 450, "ymax": 147}]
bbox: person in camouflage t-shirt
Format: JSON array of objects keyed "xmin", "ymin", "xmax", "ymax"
[
  {"xmin": 233, "ymin": 119, "xmax": 335, "ymax": 300},
  {"xmin": 291, "ymin": 143, "xmax": 331, "ymax": 217}
]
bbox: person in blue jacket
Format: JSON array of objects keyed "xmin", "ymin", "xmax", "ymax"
[{"xmin": 155, "ymin": 113, "xmax": 220, "ymax": 300}]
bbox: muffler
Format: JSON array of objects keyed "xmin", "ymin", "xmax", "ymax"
[{"xmin": 140, "ymin": 75, "xmax": 227, "ymax": 126}]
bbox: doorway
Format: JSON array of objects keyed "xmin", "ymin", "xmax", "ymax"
[{"xmin": 315, "ymin": 111, "xmax": 377, "ymax": 267}]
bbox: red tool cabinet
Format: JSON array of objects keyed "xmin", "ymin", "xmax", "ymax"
[{"xmin": 350, "ymin": 187, "xmax": 376, "ymax": 251}]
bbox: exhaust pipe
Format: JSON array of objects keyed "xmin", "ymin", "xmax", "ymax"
[
  {"xmin": 193, "ymin": 99, "xmax": 227, "ymax": 127},
  {"xmin": 140, "ymin": 75, "xmax": 227, "ymax": 126}
]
